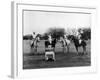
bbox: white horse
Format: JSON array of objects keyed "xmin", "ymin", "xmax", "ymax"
[
  {"xmin": 59, "ymin": 35, "xmax": 71, "ymax": 53},
  {"xmin": 31, "ymin": 34, "xmax": 40, "ymax": 49}
]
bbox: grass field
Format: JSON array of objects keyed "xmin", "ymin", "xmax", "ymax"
[{"xmin": 23, "ymin": 40, "xmax": 91, "ymax": 69}]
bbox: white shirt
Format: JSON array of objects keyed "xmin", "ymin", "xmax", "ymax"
[
  {"xmin": 32, "ymin": 33, "xmax": 37, "ymax": 39},
  {"xmin": 76, "ymin": 30, "xmax": 83, "ymax": 39}
]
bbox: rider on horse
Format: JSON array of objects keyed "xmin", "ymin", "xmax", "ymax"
[
  {"xmin": 32, "ymin": 32, "xmax": 37, "ymax": 39},
  {"xmin": 76, "ymin": 29, "xmax": 84, "ymax": 44},
  {"xmin": 31, "ymin": 32, "xmax": 37, "ymax": 48},
  {"xmin": 64, "ymin": 34, "xmax": 70, "ymax": 45}
]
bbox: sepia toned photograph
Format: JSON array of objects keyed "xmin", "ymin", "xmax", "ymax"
[{"xmin": 23, "ymin": 10, "xmax": 91, "ymax": 69}]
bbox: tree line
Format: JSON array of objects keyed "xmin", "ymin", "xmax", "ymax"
[{"xmin": 23, "ymin": 27, "xmax": 91, "ymax": 40}]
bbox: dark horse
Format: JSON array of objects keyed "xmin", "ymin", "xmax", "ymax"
[{"xmin": 69, "ymin": 35, "xmax": 87, "ymax": 55}]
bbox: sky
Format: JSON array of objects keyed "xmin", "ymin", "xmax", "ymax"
[{"xmin": 23, "ymin": 10, "xmax": 91, "ymax": 35}]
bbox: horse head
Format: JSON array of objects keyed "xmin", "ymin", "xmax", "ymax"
[{"xmin": 67, "ymin": 35, "xmax": 75, "ymax": 42}]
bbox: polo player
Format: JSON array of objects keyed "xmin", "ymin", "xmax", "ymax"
[
  {"xmin": 64, "ymin": 34, "xmax": 70, "ymax": 45},
  {"xmin": 31, "ymin": 32, "xmax": 37, "ymax": 48},
  {"xmin": 77, "ymin": 29, "xmax": 84, "ymax": 44}
]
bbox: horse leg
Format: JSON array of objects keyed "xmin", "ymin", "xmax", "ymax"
[
  {"xmin": 31, "ymin": 43, "xmax": 33, "ymax": 48},
  {"xmin": 63, "ymin": 45, "xmax": 66, "ymax": 53},
  {"xmin": 31, "ymin": 42, "xmax": 34, "ymax": 48},
  {"xmin": 35, "ymin": 42, "xmax": 38, "ymax": 53},
  {"xmin": 34, "ymin": 41, "xmax": 37, "ymax": 54},
  {"xmin": 75, "ymin": 46, "xmax": 78, "ymax": 55},
  {"xmin": 63, "ymin": 42, "xmax": 67, "ymax": 53},
  {"xmin": 67, "ymin": 45, "xmax": 69, "ymax": 53},
  {"xmin": 83, "ymin": 46, "xmax": 86, "ymax": 55},
  {"xmin": 63, "ymin": 45, "xmax": 65, "ymax": 53},
  {"xmin": 45, "ymin": 54, "xmax": 48, "ymax": 61},
  {"xmin": 62, "ymin": 42, "xmax": 65, "ymax": 53}
]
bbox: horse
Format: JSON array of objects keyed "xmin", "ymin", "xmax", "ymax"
[
  {"xmin": 30, "ymin": 34, "xmax": 40, "ymax": 49},
  {"xmin": 58, "ymin": 36, "xmax": 71, "ymax": 53},
  {"xmin": 69, "ymin": 35, "xmax": 87, "ymax": 55}
]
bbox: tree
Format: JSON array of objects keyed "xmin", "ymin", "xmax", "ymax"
[
  {"xmin": 46, "ymin": 27, "xmax": 66, "ymax": 39},
  {"xmin": 23, "ymin": 34, "xmax": 33, "ymax": 40},
  {"xmin": 83, "ymin": 28, "xmax": 91, "ymax": 40}
]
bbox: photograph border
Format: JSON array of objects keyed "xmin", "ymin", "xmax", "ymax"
[{"xmin": 11, "ymin": 1, "xmax": 97, "ymax": 78}]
